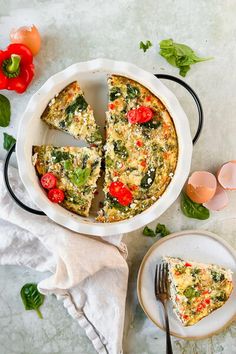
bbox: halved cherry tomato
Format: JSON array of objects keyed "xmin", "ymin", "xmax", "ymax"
[
  {"xmin": 127, "ymin": 109, "xmax": 140, "ymax": 124},
  {"xmin": 118, "ymin": 189, "xmax": 133, "ymax": 206},
  {"xmin": 109, "ymin": 181, "xmax": 126, "ymax": 198},
  {"xmin": 205, "ymin": 298, "xmax": 211, "ymax": 304},
  {"xmin": 137, "ymin": 106, "xmax": 153, "ymax": 123},
  {"xmin": 41, "ymin": 173, "xmax": 57, "ymax": 189},
  {"xmin": 48, "ymin": 188, "xmax": 65, "ymax": 203}
]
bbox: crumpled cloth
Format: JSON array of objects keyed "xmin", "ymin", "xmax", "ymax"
[{"xmin": 0, "ymin": 161, "xmax": 129, "ymax": 354}]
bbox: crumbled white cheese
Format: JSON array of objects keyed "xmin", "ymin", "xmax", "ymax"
[
  {"xmin": 130, "ymin": 203, "xmax": 136, "ymax": 209},
  {"xmin": 169, "ymin": 172, "xmax": 174, "ymax": 178},
  {"xmin": 49, "ymin": 98, "xmax": 55, "ymax": 106},
  {"xmin": 147, "ymin": 178, "xmax": 152, "ymax": 184}
]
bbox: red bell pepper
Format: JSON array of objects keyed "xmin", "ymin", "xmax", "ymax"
[{"xmin": 0, "ymin": 43, "xmax": 34, "ymax": 93}]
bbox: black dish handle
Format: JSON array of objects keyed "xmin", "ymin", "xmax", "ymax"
[
  {"xmin": 4, "ymin": 74, "xmax": 203, "ymax": 216},
  {"xmin": 155, "ymin": 74, "xmax": 203, "ymax": 145},
  {"xmin": 4, "ymin": 143, "xmax": 46, "ymax": 216}
]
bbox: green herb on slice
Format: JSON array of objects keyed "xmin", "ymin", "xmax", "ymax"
[
  {"xmin": 63, "ymin": 159, "xmax": 73, "ymax": 170},
  {"xmin": 0, "ymin": 94, "xmax": 11, "ymax": 127},
  {"xmin": 3, "ymin": 132, "xmax": 16, "ymax": 151},
  {"xmin": 110, "ymin": 87, "xmax": 121, "ymax": 101},
  {"xmin": 139, "ymin": 40, "xmax": 152, "ymax": 53},
  {"xmin": 211, "ymin": 270, "xmax": 225, "ymax": 282},
  {"xmin": 143, "ymin": 226, "xmax": 156, "ymax": 237},
  {"xmin": 159, "ymin": 39, "xmax": 213, "ymax": 77},
  {"xmin": 126, "ymin": 84, "xmax": 140, "ymax": 99},
  {"xmin": 20, "ymin": 283, "xmax": 45, "ymax": 319},
  {"xmin": 65, "ymin": 94, "xmax": 88, "ymax": 114},
  {"xmin": 113, "ymin": 140, "xmax": 128, "ymax": 159},
  {"xmin": 140, "ymin": 168, "xmax": 156, "ymax": 189},
  {"xmin": 181, "ymin": 193, "xmax": 210, "ymax": 220},
  {"xmin": 51, "ymin": 150, "xmax": 71, "ymax": 163},
  {"xmin": 155, "ymin": 223, "xmax": 170, "ymax": 237},
  {"xmin": 69, "ymin": 167, "xmax": 91, "ymax": 187},
  {"xmin": 183, "ymin": 286, "xmax": 200, "ymax": 299}
]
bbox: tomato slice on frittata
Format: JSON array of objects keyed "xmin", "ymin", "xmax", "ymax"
[
  {"xmin": 33, "ymin": 145, "xmax": 101, "ymax": 217},
  {"xmin": 41, "ymin": 81, "xmax": 102, "ymax": 147},
  {"xmin": 165, "ymin": 257, "xmax": 233, "ymax": 326},
  {"xmin": 97, "ymin": 75, "xmax": 178, "ymax": 222}
]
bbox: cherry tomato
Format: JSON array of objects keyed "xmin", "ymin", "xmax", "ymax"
[
  {"xmin": 205, "ymin": 298, "xmax": 211, "ymax": 304},
  {"xmin": 137, "ymin": 106, "xmax": 153, "ymax": 123},
  {"xmin": 118, "ymin": 189, "xmax": 133, "ymax": 206},
  {"xmin": 109, "ymin": 181, "xmax": 126, "ymax": 198},
  {"xmin": 48, "ymin": 188, "xmax": 65, "ymax": 203},
  {"xmin": 136, "ymin": 140, "xmax": 143, "ymax": 147},
  {"xmin": 127, "ymin": 109, "xmax": 140, "ymax": 124},
  {"xmin": 41, "ymin": 173, "xmax": 57, "ymax": 189},
  {"xmin": 109, "ymin": 103, "xmax": 115, "ymax": 110},
  {"xmin": 184, "ymin": 262, "xmax": 192, "ymax": 267}
]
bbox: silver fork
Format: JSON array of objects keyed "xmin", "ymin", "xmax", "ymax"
[{"xmin": 154, "ymin": 263, "xmax": 173, "ymax": 354}]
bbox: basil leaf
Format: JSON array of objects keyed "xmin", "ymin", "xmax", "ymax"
[
  {"xmin": 87, "ymin": 129, "xmax": 102, "ymax": 144},
  {"xmin": 107, "ymin": 194, "xmax": 127, "ymax": 211},
  {"xmin": 126, "ymin": 84, "xmax": 140, "ymax": 99},
  {"xmin": 139, "ymin": 40, "xmax": 152, "ymax": 53},
  {"xmin": 143, "ymin": 226, "xmax": 156, "ymax": 237},
  {"xmin": 65, "ymin": 94, "xmax": 88, "ymax": 114},
  {"xmin": 181, "ymin": 193, "xmax": 210, "ymax": 220},
  {"xmin": 0, "ymin": 94, "xmax": 11, "ymax": 127},
  {"xmin": 69, "ymin": 167, "xmax": 91, "ymax": 187},
  {"xmin": 63, "ymin": 160, "xmax": 73, "ymax": 170},
  {"xmin": 155, "ymin": 223, "xmax": 170, "ymax": 237},
  {"xmin": 51, "ymin": 150, "xmax": 71, "ymax": 163},
  {"xmin": 183, "ymin": 286, "xmax": 200, "ymax": 299},
  {"xmin": 110, "ymin": 87, "xmax": 121, "ymax": 101},
  {"xmin": 140, "ymin": 168, "xmax": 156, "ymax": 189},
  {"xmin": 3, "ymin": 133, "xmax": 16, "ymax": 151},
  {"xmin": 20, "ymin": 283, "xmax": 45, "ymax": 319},
  {"xmin": 113, "ymin": 140, "xmax": 128, "ymax": 159},
  {"xmin": 159, "ymin": 39, "xmax": 213, "ymax": 77}
]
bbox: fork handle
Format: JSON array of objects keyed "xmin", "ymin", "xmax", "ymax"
[{"xmin": 163, "ymin": 301, "xmax": 173, "ymax": 354}]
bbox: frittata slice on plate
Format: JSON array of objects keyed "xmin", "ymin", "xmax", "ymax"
[
  {"xmin": 165, "ymin": 257, "xmax": 233, "ymax": 326},
  {"xmin": 41, "ymin": 81, "xmax": 102, "ymax": 146},
  {"xmin": 33, "ymin": 145, "xmax": 101, "ymax": 216},
  {"xmin": 97, "ymin": 75, "xmax": 178, "ymax": 222}
]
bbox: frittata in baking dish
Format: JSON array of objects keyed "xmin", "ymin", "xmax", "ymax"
[
  {"xmin": 41, "ymin": 81, "xmax": 102, "ymax": 146},
  {"xmin": 33, "ymin": 145, "xmax": 101, "ymax": 216},
  {"xmin": 97, "ymin": 75, "xmax": 178, "ymax": 222},
  {"xmin": 165, "ymin": 257, "xmax": 233, "ymax": 326}
]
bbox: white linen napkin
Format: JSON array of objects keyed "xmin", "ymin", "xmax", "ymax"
[{"xmin": 0, "ymin": 161, "xmax": 129, "ymax": 354}]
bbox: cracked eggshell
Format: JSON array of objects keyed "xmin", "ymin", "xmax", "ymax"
[
  {"xmin": 217, "ymin": 161, "xmax": 236, "ymax": 190},
  {"xmin": 186, "ymin": 171, "xmax": 217, "ymax": 204},
  {"xmin": 203, "ymin": 184, "xmax": 229, "ymax": 211}
]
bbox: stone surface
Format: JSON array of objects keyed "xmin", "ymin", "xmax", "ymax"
[{"xmin": 0, "ymin": 0, "xmax": 236, "ymax": 353}]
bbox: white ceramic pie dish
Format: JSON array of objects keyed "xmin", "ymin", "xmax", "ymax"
[{"xmin": 15, "ymin": 59, "xmax": 193, "ymax": 236}]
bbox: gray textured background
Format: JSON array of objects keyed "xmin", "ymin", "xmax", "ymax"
[{"xmin": 0, "ymin": 0, "xmax": 236, "ymax": 353}]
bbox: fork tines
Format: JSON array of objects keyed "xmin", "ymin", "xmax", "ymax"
[{"xmin": 154, "ymin": 263, "xmax": 169, "ymax": 299}]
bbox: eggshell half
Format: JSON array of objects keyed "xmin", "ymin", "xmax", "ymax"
[
  {"xmin": 186, "ymin": 171, "xmax": 217, "ymax": 204},
  {"xmin": 203, "ymin": 184, "xmax": 229, "ymax": 211},
  {"xmin": 217, "ymin": 161, "xmax": 236, "ymax": 190}
]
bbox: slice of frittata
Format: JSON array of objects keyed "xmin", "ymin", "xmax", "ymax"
[
  {"xmin": 97, "ymin": 75, "xmax": 178, "ymax": 222},
  {"xmin": 33, "ymin": 145, "xmax": 101, "ymax": 217},
  {"xmin": 41, "ymin": 81, "xmax": 102, "ymax": 146},
  {"xmin": 165, "ymin": 257, "xmax": 233, "ymax": 326}
]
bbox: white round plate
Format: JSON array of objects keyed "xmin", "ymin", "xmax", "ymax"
[
  {"xmin": 137, "ymin": 230, "xmax": 236, "ymax": 339},
  {"xmin": 16, "ymin": 59, "xmax": 192, "ymax": 236}
]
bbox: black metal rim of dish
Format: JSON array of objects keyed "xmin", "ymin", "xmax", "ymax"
[{"xmin": 3, "ymin": 73, "xmax": 203, "ymax": 216}]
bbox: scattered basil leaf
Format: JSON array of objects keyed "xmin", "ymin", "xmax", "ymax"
[
  {"xmin": 0, "ymin": 94, "xmax": 11, "ymax": 127},
  {"xmin": 87, "ymin": 129, "xmax": 102, "ymax": 144},
  {"xmin": 211, "ymin": 270, "xmax": 225, "ymax": 282},
  {"xmin": 159, "ymin": 39, "xmax": 213, "ymax": 77},
  {"xmin": 20, "ymin": 283, "xmax": 45, "ymax": 319},
  {"xmin": 216, "ymin": 291, "xmax": 226, "ymax": 302},
  {"xmin": 143, "ymin": 226, "xmax": 156, "ymax": 237},
  {"xmin": 69, "ymin": 167, "xmax": 91, "ymax": 187},
  {"xmin": 3, "ymin": 132, "xmax": 16, "ymax": 151},
  {"xmin": 155, "ymin": 223, "xmax": 170, "ymax": 237},
  {"xmin": 181, "ymin": 193, "xmax": 210, "ymax": 220},
  {"xmin": 139, "ymin": 40, "xmax": 152, "ymax": 53}
]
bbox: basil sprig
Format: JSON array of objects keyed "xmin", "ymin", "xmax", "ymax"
[{"xmin": 20, "ymin": 283, "xmax": 45, "ymax": 319}]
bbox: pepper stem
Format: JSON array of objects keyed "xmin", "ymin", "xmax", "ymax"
[{"xmin": 6, "ymin": 54, "xmax": 21, "ymax": 74}]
